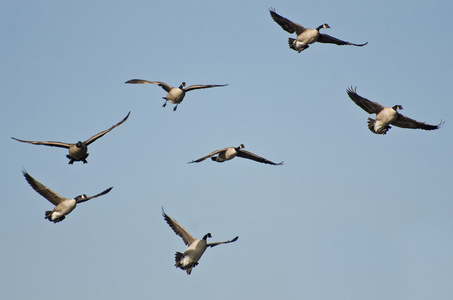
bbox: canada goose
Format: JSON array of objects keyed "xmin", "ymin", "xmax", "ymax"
[
  {"xmin": 12, "ymin": 112, "xmax": 130, "ymax": 164},
  {"xmin": 125, "ymin": 79, "xmax": 228, "ymax": 111},
  {"xmin": 162, "ymin": 208, "xmax": 238, "ymax": 275},
  {"xmin": 346, "ymin": 87, "xmax": 444, "ymax": 134},
  {"xmin": 189, "ymin": 144, "xmax": 283, "ymax": 165},
  {"xmin": 22, "ymin": 170, "xmax": 113, "ymax": 223},
  {"xmin": 269, "ymin": 8, "xmax": 367, "ymax": 53}
]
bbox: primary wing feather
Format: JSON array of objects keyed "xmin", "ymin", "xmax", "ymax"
[
  {"xmin": 184, "ymin": 84, "xmax": 228, "ymax": 92},
  {"xmin": 391, "ymin": 115, "xmax": 444, "ymax": 130},
  {"xmin": 22, "ymin": 171, "xmax": 65, "ymax": 206},
  {"xmin": 11, "ymin": 137, "xmax": 71, "ymax": 149},
  {"xmin": 236, "ymin": 150, "xmax": 283, "ymax": 165},
  {"xmin": 317, "ymin": 34, "xmax": 368, "ymax": 46},
  {"xmin": 76, "ymin": 187, "xmax": 113, "ymax": 203},
  {"xmin": 125, "ymin": 79, "xmax": 173, "ymax": 93},
  {"xmin": 208, "ymin": 236, "xmax": 239, "ymax": 248},
  {"xmin": 188, "ymin": 148, "xmax": 227, "ymax": 163},
  {"xmin": 346, "ymin": 87, "xmax": 384, "ymax": 114},
  {"xmin": 84, "ymin": 112, "xmax": 130, "ymax": 145},
  {"xmin": 269, "ymin": 8, "xmax": 306, "ymax": 34},
  {"xmin": 162, "ymin": 209, "xmax": 196, "ymax": 246}
]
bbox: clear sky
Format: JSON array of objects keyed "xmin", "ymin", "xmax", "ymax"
[{"xmin": 1, "ymin": 1, "xmax": 452, "ymax": 299}]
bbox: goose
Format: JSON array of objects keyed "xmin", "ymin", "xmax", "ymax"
[
  {"xmin": 125, "ymin": 79, "xmax": 228, "ymax": 111},
  {"xmin": 189, "ymin": 144, "xmax": 283, "ymax": 165},
  {"xmin": 22, "ymin": 170, "xmax": 113, "ymax": 223},
  {"xmin": 269, "ymin": 8, "xmax": 367, "ymax": 53},
  {"xmin": 346, "ymin": 86, "xmax": 444, "ymax": 134},
  {"xmin": 12, "ymin": 112, "xmax": 130, "ymax": 164},
  {"xmin": 162, "ymin": 208, "xmax": 238, "ymax": 275}
]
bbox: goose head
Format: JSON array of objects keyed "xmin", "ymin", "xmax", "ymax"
[
  {"xmin": 74, "ymin": 194, "xmax": 87, "ymax": 201},
  {"xmin": 179, "ymin": 82, "xmax": 186, "ymax": 89},
  {"xmin": 203, "ymin": 233, "xmax": 212, "ymax": 240},
  {"xmin": 236, "ymin": 144, "xmax": 245, "ymax": 151},
  {"xmin": 317, "ymin": 23, "xmax": 330, "ymax": 31},
  {"xmin": 392, "ymin": 105, "xmax": 403, "ymax": 111},
  {"xmin": 76, "ymin": 141, "xmax": 83, "ymax": 147}
]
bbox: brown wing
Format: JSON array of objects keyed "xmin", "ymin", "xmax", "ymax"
[
  {"xmin": 11, "ymin": 137, "xmax": 71, "ymax": 149},
  {"xmin": 184, "ymin": 84, "xmax": 228, "ymax": 93},
  {"xmin": 269, "ymin": 8, "xmax": 306, "ymax": 35},
  {"xmin": 391, "ymin": 115, "xmax": 444, "ymax": 130},
  {"xmin": 188, "ymin": 148, "xmax": 228, "ymax": 163},
  {"xmin": 236, "ymin": 150, "xmax": 283, "ymax": 165},
  {"xmin": 317, "ymin": 34, "xmax": 368, "ymax": 46},
  {"xmin": 162, "ymin": 208, "xmax": 196, "ymax": 246},
  {"xmin": 22, "ymin": 170, "xmax": 66, "ymax": 206},
  {"xmin": 208, "ymin": 236, "xmax": 239, "ymax": 248},
  {"xmin": 84, "ymin": 112, "xmax": 130, "ymax": 145},
  {"xmin": 76, "ymin": 187, "xmax": 113, "ymax": 203},
  {"xmin": 346, "ymin": 86, "xmax": 384, "ymax": 114},
  {"xmin": 125, "ymin": 79, "xmax": 173, "ymax": 93}
]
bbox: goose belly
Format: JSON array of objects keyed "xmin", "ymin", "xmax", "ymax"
[
  {"xmin": 183, "ymin": 240, "xmax": 207, "ymax": 263},
  {"xmin": 53, "ymin": 200, "xmax": 77, "ymax": 218},
  {"xmin": 297, "ymin": 29, "xmax": 319, "ymax": 45},
  {"xmin": 166, "ymin": 88, "xmax": 185, "ymax": 103},
  {"xmin": 68, "ymin": 144, "xmax": 88, "ymax": 159},
  {"xmin": 217, "ymin": 148, "xmax": 238, "ymax": 161},
  {"xmin": 376, "ymin": 108, "xmax": 398, "ymax": 125}
]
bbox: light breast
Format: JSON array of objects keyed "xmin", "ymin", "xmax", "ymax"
[
  {"xmin": 297, "ymin": 29, "xmax": 319, "ymax": 45},
  {"xmin": 376, "ymin": 107, "xmax": 398, "ymax": 124},
  {"xmin": 184, "ymin": 239, "xmax": 208, "ymax": 262},
  {"xmin": 166, "ymin": 88, "xmax": 185, "ymax": 103},
  {"xmin": 223, "ymin": 147, "xmax": 239, "ymax": 160},
  {"xmin": 54, "ymin": 199, "xmax": 77, "ymax": 215},
  {"xmin": 68, "ymin": 144, "xmax": 88, "ymax": 159}
]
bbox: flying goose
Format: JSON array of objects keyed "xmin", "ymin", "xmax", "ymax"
[
  {"xmin": 12, "ymin": 112, "xmax": 130, "ymax": 164},
  {"xmin": 346, "ymin": 86, "xmax": 444, "ymax": 134},
  {"xmin": 22, "ymin": 170, "xmax": 113, "ymax": 223},
  {"xmin": 189, "ymin": 144, "xmax": 283, "ymax": 165},
  {"xmin": 162, "ymin": 208, "xmax": 238, "ymax": 275},
  {"xmin": 125, "ymin": 79, "xmax": 228, "ymax": 111},
  {"xmin": 269, "ymin": 8, "xmax": 367, "ymax": 53}
]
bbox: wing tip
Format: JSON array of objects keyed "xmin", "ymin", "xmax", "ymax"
[{"xmin": 346, "ymin": 86, "xmax": 358, "ymax": 95}]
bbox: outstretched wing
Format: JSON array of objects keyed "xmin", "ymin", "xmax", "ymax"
[
  {"xmin": 76, "ymin": 187, "xmax": 113, "ymax": 203},
  {"xmin": 22, "ymin": 170, "xmax": 66, "ymax": 206},
  {"xmin": 188, "ymin": 148, "xmax": 228, "ymax": 163},
  {"xmin": 184, "ymin": 84, "xmax": 228, "ymax": 93},
  {"xmin": 84, "ymin": 112, "xmax": 130, "ymax": 145},
  {"xmin": 12, "ymin": 137, "xmax": 71, "ymax": 149},
  {"xmin": 346, "ymin": 86, "xmax": 384, "ymax": 114},
  {"xmin": 269, "ymin": 8, "xmax": 306, "ymax": 35},
  {"xmin": 162, "ymin": 208, "xmax": 196, "ymax": 246},
  {"xmin": 392, "ymin": 115, "xmax": 444, "ymax": 131},
  {"xmin": 208, "ymin": 236, "xmax": 239, "ymax": 248},
  {"xmin": 237, "ymin": 150, "xmax": 283, "ymax": 165},
  {"xmin": 125, "ymin": 79, "xmax": 173, "ymax": 93},
  {"xmin": 317, "ymin": 34, "xmax": 368, "ymax": 46}
]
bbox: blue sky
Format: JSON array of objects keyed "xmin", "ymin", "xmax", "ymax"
[{"xmin": 1, "ymin": 1, "xmax": 452, "ymax": 299}]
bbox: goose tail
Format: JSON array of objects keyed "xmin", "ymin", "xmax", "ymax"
[
  {"xmin": 367, "ymin": 118, "xmax": 390, "ymax": 134},
  {"xmin": 174, "ymin": 252, "xmax": 183, "ymax": 266}
]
